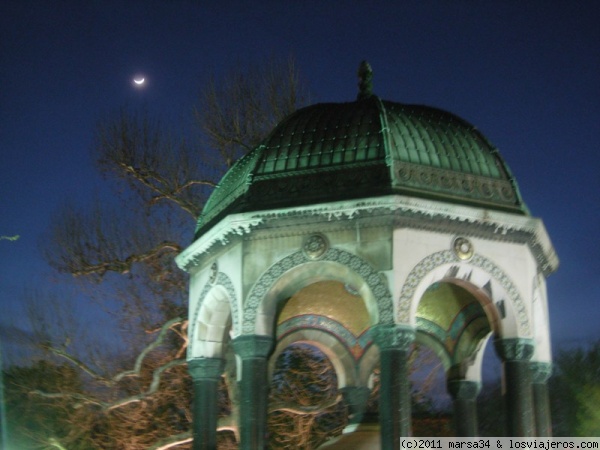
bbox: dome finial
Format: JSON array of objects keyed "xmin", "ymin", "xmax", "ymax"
[{"xmin": 357, "ymin": 61, "xmax": 373, "ymax": 100}]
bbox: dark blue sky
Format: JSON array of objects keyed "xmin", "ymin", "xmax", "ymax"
[{"xmin": 1, "ymin": 1, "xmax": 599, "ymax": 359}]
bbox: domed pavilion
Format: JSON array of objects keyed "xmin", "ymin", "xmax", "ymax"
[{"xmin": 176, "ymin": 63, "xmax": 558, "ymax": 449}]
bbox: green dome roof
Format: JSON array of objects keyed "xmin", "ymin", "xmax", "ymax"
[{"xmin": 195, "ymin": 95, "xmax": 527, "ymax": 239}]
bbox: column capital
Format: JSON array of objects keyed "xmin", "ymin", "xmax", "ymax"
[
  {"xmin": 188, "ymin": 357, "xmax": 224, "ymax": 382},
  {"xmin": 530, "ymin": 361, "xmax": 553, "ymax": 383},
  {"xmin": 371, "ymin": 324, "xmax": 415, "ymax": 351},
  {"xmin": 494, "ymin": 337, "xmax": 534, "ymax": 362},
  {"xmin": 447, "ymin": 379, "xmax": 481, "ymax": 401},
  {"xmin": 232, "ymin": 334, "xmax": 274, "ymax": 359}
]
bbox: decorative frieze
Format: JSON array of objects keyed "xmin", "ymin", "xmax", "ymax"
[{"xmin": 176, "ymin": 195, "xmax": 558, "ymax": 276}]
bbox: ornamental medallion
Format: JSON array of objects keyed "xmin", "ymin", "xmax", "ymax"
[
  {"xmin": 303, "ymin": 233, "xmax": 328, "ymax": 260},
  {"xmin": 453, "ymin": 237, "xmax": 474, "ymax": 261}
]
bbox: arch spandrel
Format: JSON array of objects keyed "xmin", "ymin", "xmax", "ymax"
[
  {"xmin": 398, "ymin": 249, "xmax": 532, "ymax": 339},
  {"xmin": 241, "ymin": 247, "xmax": 394, "ymax": 336}
]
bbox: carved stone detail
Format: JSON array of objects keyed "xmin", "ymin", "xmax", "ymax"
[
  {"xmin": 242, "ymin": 247, "xmax": 394, "ymax": 334},
  {"xmin": 302, "ymin": 233, "xmax": 328, "ymax": 260},
  {"xmin": 453, "ymin": 236, "xmax": 474, "ymax": 261},
  {"xmin": 370, "ymin": 324, "xmax": 415, "ymax": 351},
  {"xmin": 208, "ymin": 262, "xmax": 218, "ymax": 284},
  {"xmin": 188, "ymin": 357, "xmax": 224, "ymax": 381},
  {"xmin": 397, "ymin": 250, "xmax": 531, "ymax": 336},
  {"xmin": 232, "ymin": 334, "xmax": 274, "ymax": 359},
  {"xmin": 392, "ymin": 161, "xmax": 518, "ymax": 207},
  {"xmin": 494, "ymin": 338, "xmax": 535, "ymax": 362}
]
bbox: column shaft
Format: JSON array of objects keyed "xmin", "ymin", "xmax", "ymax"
[
  {"xmin": 530, "ymin": 362, "xmax": 553, "ymax": 437},
  {"xmin": 238, "ymin": 356, "xmax": 269, "ymax": 449},
  {"xmin": 447, "ymin": 380, "xmax": 480, "ymax": 437},
  {"xmin": 372, "ymin": 324, "xmax": 415, "ymax": 450},
  {"xmin": 504, "ymin": 360, "xmax": 535, "ymax": 436},
  {"xmin": 232, "ymin": 335, "xmax": 274, "ymax": 450},
  {"xmin": 188, "ymin": 358, "xmax": 224, "ymax": 450},
  {"xmin": 532, "ymin": 382, "xmax": 551, "ymax": 436},
  {"xmin": 192, "ymin": 378, "xmax": 220, "ymax": 450},
  {"xmin": 495, "ymin": 339, "xmax": 535, "ymax": 437}
]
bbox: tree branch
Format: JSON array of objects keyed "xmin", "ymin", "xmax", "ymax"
[
  {"xmin": 41, "ymin": 345, "xmax": 108, "ymax": 383},
  {"xmin": 149, "ymin": 432, "xmax": 192, "ymax": 450},
  {"xmin": 72, "ymin": 241, "xmax": 182, "ymax": 277},
  {"xmin": 269, "ymin": 394, "xmax": 342, "ymax": 415},
  {"xmin": 113, "ymin": 316, "xmax": 185, "ymax": 382},
  {"xmin": 105, "ymin": 358, "xmax": 187, "ymax": 411},
  {"xmin": 116, "ymin": 162, "xmax": 212, "ymax": 218},
  {"xmin": 29, "ymin": 389, "xmax": 107, "ymax": 409}
]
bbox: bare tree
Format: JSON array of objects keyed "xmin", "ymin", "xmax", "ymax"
[
  {"xmin": 196, "ymin": 56, "xmax": 306, "ymax": 167},
  {"xmin": 268, "ymin": 344, "xmax": 347, "ymax": 450},
  {"xmin": 17, "ymin": 57, "xmax": 309, "ymax": 449}
]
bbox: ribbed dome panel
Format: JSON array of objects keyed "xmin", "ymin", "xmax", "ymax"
[{"xmin": 195, "ymin": 96, "xmax": 527, "ymax": 239}]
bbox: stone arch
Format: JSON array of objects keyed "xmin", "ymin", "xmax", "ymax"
[
  {"xmin": 270, "ymin": 329, "xmax": 358, "ymax": 388},
  {"xmin": 398, "ymin": 250, "xmax": 531, "ymax": 338},
  {"xmin": 189, "ymin": 271, "xmax": 238, "ymax": 359},
  {"xmin": 242, "ymin": 247, "xmax": 394, "ymax": 335}
]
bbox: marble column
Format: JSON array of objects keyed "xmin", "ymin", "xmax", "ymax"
[
  {"xmin": 371, "ymin": 324, "xmax": 415, "ymax": 450},
  {"xmin": 530, "ymin": 362, "xmax": 553, "ymax": 437},
  {"xmin": 494, "ymin": 338, "xmax": 535, "ymax": 437},
  {"xmin": 188, "ymin": 357, "xmax": 225, "ymax": 450},
  {"xmin": 231, "ymin": 334, "xmax": 274, "ymax": 450},
  {"xmin": 447, "ymin": 379, "xmax": 481, "ymax": 437}
]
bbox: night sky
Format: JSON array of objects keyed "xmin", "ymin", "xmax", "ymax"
[{"xmin": 1, "ymin": 1, "xmax": 599, "ymax": 364}]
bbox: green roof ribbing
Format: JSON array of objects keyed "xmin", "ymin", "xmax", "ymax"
[{"xmin": 195, "ymin": 96, "xmax": 527, "ymax": 239}]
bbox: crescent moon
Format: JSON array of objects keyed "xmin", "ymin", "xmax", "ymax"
[{"xmin": 134, "ymin": 78, "xmax": 145, "ymax": 85}]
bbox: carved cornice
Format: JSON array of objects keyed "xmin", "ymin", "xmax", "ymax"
[
  {"xmin": 177, "ymin": 195, "xmax": 558, "ymax": 276},
  {"xmin": 176, "ymin": 216, "xmax": 263, "ymax": 272}
]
